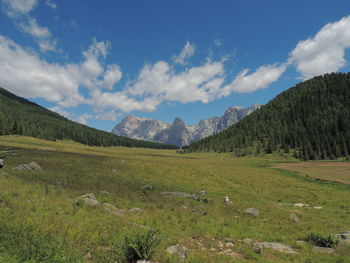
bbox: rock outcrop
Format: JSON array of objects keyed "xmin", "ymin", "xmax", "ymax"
[{"xmin": 112, "ymin": 104, "xmax": 262, "ymax": 147}]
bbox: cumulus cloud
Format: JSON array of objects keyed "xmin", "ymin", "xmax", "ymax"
[
  {"xmin": 128, "ymin": 60, "xmax": 225, "ymax": 103},
  {"xmin": 0, "ymin": 36, "xmax": 120, "ymax": 108},
  {"xmin": 289, "ymin": 15, "xmax": 350, "ymax": 79},
  {"xmin": 2, "ymin": 0, "xmax": 57, "ymax": 52},
  {"xmin": 45, "ymin": 0, "xmax": 57, "ymax": 10},
  {"xmin": 1, "ymin": 0, "xmax": 37, "ymax": 17},
  {"xmin": 172, "ymin": 41, "xmax": 195, "ymax": 65},
  {"xmin": 221, "ymin": 63, "xmax": 287, "ymax": 95}
]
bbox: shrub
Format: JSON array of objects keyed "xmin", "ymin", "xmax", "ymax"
[
  {"xmin": 305, "ymin": 232, "xmax": 339, "ymax": 248},
  {"xmin": 120, "ymin": 229, "xmax": 161, "ymax": 262}
]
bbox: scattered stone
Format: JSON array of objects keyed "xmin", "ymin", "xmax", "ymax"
[
  {"xmin": 296, "ymin": 240, "xmax": 307, "ymax": 245},
  {"xmin": 14, "ymin": 161, "xmax": 42, "ymax": 171},
  {"xmin": 129, "ymin": 207, "xmax": 143, "ymax": 213},
  {"xmin": 225, "ymin": 242, "xmax": 234, "ymax": 247},
  {"xmin": 254, "ymin": 242, "xmax": 297, "ymax": 254},
  {"xmin": 333, "ymin": 230, "xmax": 350, "ymax": 245},
  {"xmin": 293, "ymin": 203, "xmax": 309, "ymax": 207},
  {"xmin": 141, "ymin": 184, "xmax": 154, "ymax": 191},
  {"xmin": 28, "ymin": 161, "xmax": 42, "ymax": 171},
  {"xmin": 166, "ymin": 244, "xmax": 188, "ymax": 261},
  {"xmin": 191, "ymin": 206, "xmax": 207, "ymax": 215},
  {"xmin": 277, "ymin": 203, "xmax": 293, "ymax": 206},
  {"xmin": 312, "ymin": 246, "xmax": 335, "ymax": 254},
  {"xmin": 77, "ymin": 193, "xmax": 100, "ymax": 207},
  {"xmin": 243, "ymin": 238, "xmax": 253, "ymax": 246},
  {"xmin": 243, "ymin": 208, "xmax": 260, "ymax": 217},
  {"xmin": 103, "ymin": 203, "xmax": 126, "ymax": 216},
  {"xmin": 98, "ymin": 191, "xmax": 110, "ymax": 196},
  {"xmin": 289, "ymin": 213, "xmax": 300, "ymax": 223},
  {"xmin": 313, "ymin": 206, "xmax": 323, "ymax": 209},
  {"xmin": 160, "ymin": 192, "xmax": 192, "ymax": 198},
  {"xmin": 234, "ymin": 215, "xmax": 240, "ymax": 218}
]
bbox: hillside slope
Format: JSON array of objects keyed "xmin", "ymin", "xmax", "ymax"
[
  {"xmin": 0, "ymin": 87, "xmax": 176, "ymax": 149},
  {"xmin": 188, "ymin": 73, "xmax": 350, "ymax": 160}
]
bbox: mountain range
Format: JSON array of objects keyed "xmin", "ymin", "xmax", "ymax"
[{"xmin": 112, "ymin": 104, "xmax": 262, "ymax": 147}]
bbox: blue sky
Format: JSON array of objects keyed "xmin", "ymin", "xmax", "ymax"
[{"xmin": 1, "ymin": 0, "xmax": 350, "ymax": 131}]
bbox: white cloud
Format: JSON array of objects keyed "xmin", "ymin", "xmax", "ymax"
[
  {"xmin": 45, "ymin": 0, "xmax": 56, "ymax": 10},
  {"xmin": 214, "ymin": 39, "xmax": 223, "ymax": 47},
  {"xmin": 102, "ymin": 64, "xmax": 122, "ymax": 90},
  {"xmin": 289, "ymin": 15, "xmax": 350, "ymax": 80},
  {"xmin": 2, "ymin": 0, "xmax": 56, "ymax": 52},
  {"xmin": 77, "ymin": 114, "xmax": 93, "ymax": 125},
  {"xmin": 49, "ymin": 106, "xmax": 71, "ymax": 118},
  {"xmin": 172, "ymin": 41, "xmax": 195, "ymax": 65},
  {"xmin": 221, "ymin": 63, "xmax": 287, "ymax": 95},
  {"xmin": 0, "ymin": 36, "xmax": 120, "ymax": 108},
  {"xmin": 1, "ymin": 0, "xmax": 37, "ymax": 17},
  {"xmin": 127, "ymin": 59, "xmax": 225, "ymax": 104}
]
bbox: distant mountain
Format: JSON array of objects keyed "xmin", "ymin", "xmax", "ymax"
[
  {"xmin": 188, "ymin": 73, "xmax": 350, "ymax": 160},
  {"xmin": 0, "ymin": 87, "xmax": 177, "ymax": 149},
  {"xmin": 112, "ymin": 105, "xmax": 262, "ymax": 147}
]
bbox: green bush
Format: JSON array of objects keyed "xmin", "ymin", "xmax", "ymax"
[
  {"xmin": 305, "ymin": 232, "xmax": 339, "ymax": 248},
  {"xmin": 120, "ymin": 229, "xmax": 161, "ymax": 262}
]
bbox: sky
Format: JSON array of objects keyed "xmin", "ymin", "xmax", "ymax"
[{"xmin": 1, "ymin": 0, "xmax": 350, "ymax": 131}]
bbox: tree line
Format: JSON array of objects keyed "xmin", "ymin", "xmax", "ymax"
[
  {"xmin": 0, "ymin": 87, "xmax": 177, "ymax": 149},
  {"xmin": 188, "ymin": 73, "xmax": 350, "ymax": 160}
]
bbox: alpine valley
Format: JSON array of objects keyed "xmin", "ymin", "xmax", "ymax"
[{"xmin": 112, "ymin": 105, "xmax": 261, "ymax": 147}]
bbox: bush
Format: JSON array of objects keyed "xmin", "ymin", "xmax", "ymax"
[
  {"xmin": 120, "ymin": 229, "xmax": 161, "ymax": 262},
  {"xmin": 305, "ymin": 232, "xmax": 339, "ymax": 248}
]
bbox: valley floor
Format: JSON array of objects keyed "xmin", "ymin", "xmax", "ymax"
[{"xmin": 0, "ymin": 135, "xmax": 349, "ymax": 263}]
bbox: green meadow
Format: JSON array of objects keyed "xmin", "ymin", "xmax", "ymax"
[{"xmin": 0, "ymin": 135, "xmax": 349, "ymax": 263}]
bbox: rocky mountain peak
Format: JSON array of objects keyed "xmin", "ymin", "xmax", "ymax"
[{"xmin": 111, "ymin": 104, "xmax": 261, "ymax": 147}]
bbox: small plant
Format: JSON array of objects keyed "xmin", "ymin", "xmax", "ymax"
[
  {"xmin": 121, "ymin": 229, "xmax": 161, "ymax": 262},
  {"xmin": 305, "ymin": 232, "xmax": 339, "ymax": 248}
]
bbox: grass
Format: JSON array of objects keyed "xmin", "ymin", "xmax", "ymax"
[{"xmin": 0, "ymin": 135, "xmax": 349, "ymax": 262}]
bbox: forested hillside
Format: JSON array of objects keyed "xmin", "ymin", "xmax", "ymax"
[
  {"xmin": 0, "ymin": 87, "xmax": 177, "ymax": 149},
  {"xmin": 188, "ymin": 73, "xmax": 350, "ymax": 160}
]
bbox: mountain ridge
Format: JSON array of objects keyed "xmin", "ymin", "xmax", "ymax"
[{"xmin": 112, "ymin": 104, "xmax": 262, "ymax": 147}]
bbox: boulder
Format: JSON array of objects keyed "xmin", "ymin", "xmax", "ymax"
[
  {"xmin": 333, "ymin": 230, "xmax": 350, "ymax": 245},
  {"xmin": 78, "ymin": 193, "xmax": 100, "ymax": 207},
  {"xmin": 14, "ymin": 161, "xmax": 42, "ymax": 171},
  {"xmin": 103, "ymin": 203, "xmax": 126, "ymax": 216},
  {"xmin": 243, "ymin": 208, "xmax": 259, "ymax": 217},
  {"xmin": 166, "ymin": 245, "xmax": 188, "ymax": 261},
  {"xmin": 293, "ymin": 203, "xmax": 309, "ymax": 207},
  {"xmin": 289, "ymin": 213, "xmax": 300, "ymax": 223},
  {"xmin": 160, "ymin": 192, "xmax": 192, "ymax": 198},
  {"xmin": 28, "ymin": 161, "xmax": 42, "ymax": 171},
  {"xmin": 191, "ymin": 206, "xmax": 207, "ymax": 215},
  {"xmin": 141, "ymin": 184, "xmax": 154, "ymax": 191},
  {"xmin": 129, "ymin": 207, "xmax": 143, "ymax": 213},
  {"xmin": 243, "ymin": 238, "xmax": 253, "ymax": 246},
  {"xmin": 254, "ymin": 242, "xmax": 297, "ymax": 254}
]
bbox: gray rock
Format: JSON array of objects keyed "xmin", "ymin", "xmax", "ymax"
[
  {"xmin": 289, "ymin": 213, "xmax": 299, "ymax": 223},
  {"xmin": 333, "ymin": 230, "xmax": 350, "ymax": 245},
  {"xmin": 244, "ymin": 208, "xmax": 260, "ymax": 217},
  {"xmin": 28, "ymin": 161, "xmax": 42, "ymax": 171},
  {"xmin": 191, "ymin": 206, "xmax": 207, "ymax": 215},
  {"xmin": 166, "ymin": 244, "xmax": 188, "ymax": 261},
  {"xmin": 103, "ymin": 203, "xmax": 126, "ymax": 216},
  {"xmin": 243, "ymin": 238, "xmax": 253, "ymax": 246},
  {"xmin": 160, "ymin": 192, "xmax": 192, "ymax": 198},
  {"xmin": 141, "ymin": 184, "xmax": 154, "ymax": 191},
  {"xmin": 254, "ymin": 242, "xmax": 297, "ymax": 254},
  {"xmin": 129, "ymin": 207, "xmax": 143, "ymax": 213},
  {"xmin": 312, "ymin": 246, "xmax": 335, "ymax": 253},
  {"xmin": 14, "ymin": 161, "xmax": 42, "ymax": 171},
  {"xmin": 112, "ymin": 105, "xmax": 261, "ymax": 147},
  {"xmin": 79, "ymin": 193, "xmax": 97, "ymax": 200},
  {"xmin": 77, "ymin": 193, "xmax": 100, "ymax": 207}
]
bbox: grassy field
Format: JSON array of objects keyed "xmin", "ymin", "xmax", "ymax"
[
  {"xmin": 273, "ymin": 162, "xmax": 350, "ymax": 185},
  {"xmin": 0, "ymin": 135, "xmax": 349, "ymax": 263}
]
